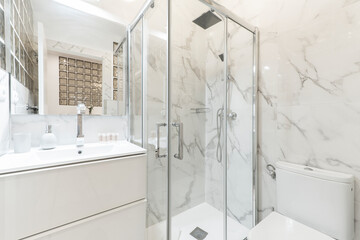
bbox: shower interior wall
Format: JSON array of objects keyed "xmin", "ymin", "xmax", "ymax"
[{"xmin": 139, "ymin": 0, "xmax": 254, "ymax": 231}]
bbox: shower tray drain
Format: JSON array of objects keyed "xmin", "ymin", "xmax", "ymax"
[{"xmin": 190, "ymin": 227, "xmax": 208, "ymax": 240}]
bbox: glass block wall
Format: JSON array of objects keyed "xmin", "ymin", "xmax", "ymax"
[
  {"xmin": 59, "ymin": 56, "xmax": 102, "ymax": 107},
  {"xmin": 113, "ymin": 42, "xmax": 124, "ymax": 101},
  {"xmin": 8, "ymin": 0, "xmax": 38, "ymax": 92}
]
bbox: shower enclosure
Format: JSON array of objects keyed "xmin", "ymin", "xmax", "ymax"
[{"xmin": 127, "ymin": 0, "xmax": 259, "ymax": 239}]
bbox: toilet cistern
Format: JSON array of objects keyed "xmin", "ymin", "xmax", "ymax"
[{"xmin": 76, "ymin": 103, "xmax": 86, "ymax": 148}]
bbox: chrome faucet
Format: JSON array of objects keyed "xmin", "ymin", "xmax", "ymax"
[{"xmin": 76, "ymin": 103, "xmax": 86, "ymax": 148}]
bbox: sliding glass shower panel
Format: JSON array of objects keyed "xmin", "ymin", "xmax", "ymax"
[
  {"xmin": 129, "ymin": 20, "xmax": 143, "ymax": 146},
  {"xmin": 226, "ymin": 19, "xmax": 255, "ymax": 236},
  {"xmin": 169, "ymin": 0, "xmax": 226, "ymax": 239},
  {"xmin": 142, "ymin": 1, "xmax": 168, "ymax": 239}
]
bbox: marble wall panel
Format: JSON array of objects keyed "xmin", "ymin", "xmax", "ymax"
[
  {"xmin": 11, "ymin": 115, "xmax": 127, "ymax": 147},
  {"xmin": 0, "ymin": 69, "xmax": 9, "ymax": 156},
  {"xmin": 215, "ymin": 0, "xmax": 360, "ymax": 238}
]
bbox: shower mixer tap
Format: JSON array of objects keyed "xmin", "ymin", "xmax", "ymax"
[{"xmin": 228, "ymin": 112, "xmax": 237, "ymax": 120}]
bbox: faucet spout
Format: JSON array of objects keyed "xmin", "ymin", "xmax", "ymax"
[{"xmin": 76, "ymin": 103, "xmax": 86, "ymax": 147}]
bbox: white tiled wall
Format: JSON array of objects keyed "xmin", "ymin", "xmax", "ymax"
[
  {"xmin": 216, "ymin": 0, "xmax": 360, "ymax": 238},
  {"xmin": 0, "ymin": 69, "xmax": 9, "ymax": 156},
  {"xmin": 11, "ymin": 115, "xmax": 127, "ymax": 147}
]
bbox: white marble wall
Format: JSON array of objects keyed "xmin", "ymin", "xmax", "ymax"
[
  {"xmin": 11, "ymin": 115, "xmax": 127, "ymax": 147},
  {"xmin": 215, "ymin": 0, "xmax": 360, "ymax": 238},
  {"xmin": 11, "ymin": 77, "xmax": 37, "ymax": 114},
  {"xmin": 0, "ymin": 69, "xmax": 10, "ymax": 156},
  {"xmin": 169, "ymin": 0, "xmax": 208, "ymax": 217},
  {"xmin": 202, "ymin": 14, "xmax": 255, "ymax": 229}
]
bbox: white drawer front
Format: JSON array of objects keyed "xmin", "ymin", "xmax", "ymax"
[
  {"xmin": 30, "ymin": 200, "xmax": 146, "ymax": 240},
  {"xmin": 0, "ymin": 154, "xmax": 146, "ymax": 240}
]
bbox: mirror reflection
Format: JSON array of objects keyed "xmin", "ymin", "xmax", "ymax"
[{"xmin": 5, "ymin": 0, "xmax": 127, "ymax": 115}]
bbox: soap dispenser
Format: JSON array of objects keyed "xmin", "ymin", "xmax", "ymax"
[{"xmin": 40, "ymin": 125, "xmax": 57, "ymax": 150}]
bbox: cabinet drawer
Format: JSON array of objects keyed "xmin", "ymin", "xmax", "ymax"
[
  {"xmin": 0, "ymin": 154, "xmax": 146, "ymax": 240},
  {"xmin": 28, "ymin": 200, "xmax": 146, "ymax": 240}
]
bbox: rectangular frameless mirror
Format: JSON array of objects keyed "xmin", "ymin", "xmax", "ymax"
[{"xmin": 5, "ymin": 0, "xmax": 127, "ymax": 115}]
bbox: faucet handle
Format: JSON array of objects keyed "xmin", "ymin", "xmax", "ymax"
[{"xmin": 77, "ymin": 103, "xmax": 86, "ymax": 114}]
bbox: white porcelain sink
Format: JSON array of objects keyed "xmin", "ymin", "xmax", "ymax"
[
  {"xmin": 0, "ymin": 141, "xmax": 146, "ymax": 174},
  {"xmin": 36, "ymin": 143, "xmax": 115, "ymax": 162}
]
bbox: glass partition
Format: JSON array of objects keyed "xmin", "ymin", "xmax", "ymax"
[
  {"xmin": 226, "ymin": 18, "xmax": 256, "ymax": 234},
  {"xmin": 143, "ymin": 1, "xmax": 168, "ymax": 240},
  {"xmin": 129, "ymin": 19, "xmax": 143, "ymax": 146},
  {"xmin": 128, "ymin": 1, "xmax": 169, "ymax": 239},
  {"xmin": 128, "ymin": 0, "xmax": 258, "ymax": 239},
  {"xmin": 169, "ymin": 0, "xmax": 226, "ymax": 239}
]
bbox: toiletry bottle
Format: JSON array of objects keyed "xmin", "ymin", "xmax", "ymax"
[{"xmin": 40, "ymin": 125, "xmax": 57, "ymax": 150}]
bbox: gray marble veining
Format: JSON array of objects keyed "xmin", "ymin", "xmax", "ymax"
[
  {"xmin": 215, "ymin": 0, "xmax": 360, "ymax": 238},
  {"xmin": 0, "ymin": 70, "xmax": 10, "ymax": 156}
]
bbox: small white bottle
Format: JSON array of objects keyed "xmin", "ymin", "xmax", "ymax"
[{"xmin": 40, "ymin": 125, "xmax": 57, "ymax": 150}]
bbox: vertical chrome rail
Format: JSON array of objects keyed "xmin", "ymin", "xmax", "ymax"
[
  {"xmin": 252, "ymin": 27, "xmax": 260, "ymax": 226},
  {"xmin": 166, "ymin": 0, "xmax": 172, "ymax": 238},
  {"xmin": 126, "ymin": 28, "xmax": 131, "ymax": 142},
  {"xmin": 223, "ymin": 17, "xmax": 228, "ymax": 240},
  {"xmin": 129, "ymin": 0, "xmax": 155, "ymax": 31},
  {"xmin": 141, "ymin": 17, "xmax": 145, "ymax": 148}
]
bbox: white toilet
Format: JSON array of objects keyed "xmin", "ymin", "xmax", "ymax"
[{"xmin": 248, "ymin": 161, "xmax": 355, "ymax": 240}]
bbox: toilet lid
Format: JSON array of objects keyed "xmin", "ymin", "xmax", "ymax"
[{"xmin": 247, "ymin": 212, "xmax": 333, "ymax": 240}]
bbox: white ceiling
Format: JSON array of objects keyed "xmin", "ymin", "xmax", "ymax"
[
  {"xmin": 30, "ymin": 0, "xmax": 147, "ymax": 52},
  {"xmin": 85, "ymin": 0, "xmax": 148, "ymax": 25}
]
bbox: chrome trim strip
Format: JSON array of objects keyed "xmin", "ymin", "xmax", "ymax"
[
  {"xmin": 166, "ymin": 0, "xmax": 171, "ymax": 238},
  {"xmin": 126, "ymin": 28, "xmax": 131, "ymax": 141},
  {"xmin": 141, "ymin": 18, "xmax": 145, "ymax": 147},
  {"xmin": 129, "ymin": 0, "xmax": 155, "ymax": 31},
  {"xmin": 223, "ymin": 17, "xmax": 228, "ymax": 240},
  {"xmin": 253, "ymin": 27, "xmax": 260, "ymax": 226}
]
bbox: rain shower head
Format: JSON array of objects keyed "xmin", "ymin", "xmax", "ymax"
[{"xmin": 193, "ymin": 10, "xmax": 222, "ymax": 30}]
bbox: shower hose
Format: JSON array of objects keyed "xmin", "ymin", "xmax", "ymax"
[{"xmin": 216, "ymin": 107, "xmax": 224, "ymax": 163}]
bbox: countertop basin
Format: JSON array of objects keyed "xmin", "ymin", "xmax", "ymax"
[{"xmin": 0, "ymin": 141, "xmax": 146, "ymax": 174}]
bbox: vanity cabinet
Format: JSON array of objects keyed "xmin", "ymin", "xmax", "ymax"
[
  {"xmin": 30, "ymin": 201, "xmax": 146, "ymax": 240},
  {"xmin": 0, "ymin": 153, "xmax": 146, "ymax": 240}
]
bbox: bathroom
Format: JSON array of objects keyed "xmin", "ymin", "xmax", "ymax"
[{"xmin": 0, "ymin": 0, "xmax": 358, "ymax": 239}]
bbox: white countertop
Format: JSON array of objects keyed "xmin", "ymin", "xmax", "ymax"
[{"xmin": 0, "ymin": 141, "xmax": 146, "ymax": 175}]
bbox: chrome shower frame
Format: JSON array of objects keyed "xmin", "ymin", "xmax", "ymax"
[{"xmin": 126, "ymin": 0, "xmax": 259, "ymax": 239}]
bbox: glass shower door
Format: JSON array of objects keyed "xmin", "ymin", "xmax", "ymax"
[
  {"xmin": 226, "ymin": 19, "xmax": 256, "ymax": 237},
  {"xmin": 128, "ymin": 1, "xmax": 169, "ymax": 240},
  {"xmin": 129, "ymin": 20, "xmax": 143, "ymax": 146},
  {"xmin": 169, "ymin": 0, "xmax": 226, "ymax": 239},
  {"xmin": 142, "ymin": 2, "xmax": 169, "ymax": 240},
  {"xmin": 128, "ymin": 1, "xmax": 258, "ymax": 239}
]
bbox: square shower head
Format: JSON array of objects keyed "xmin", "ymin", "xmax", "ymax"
[
  {"xmin": 190, "ymin": 227, "xmax": 208, "ymax": 240},
  {"xmin": 193, "ymin": 11, "xmax": 222, "ymax": 30}
]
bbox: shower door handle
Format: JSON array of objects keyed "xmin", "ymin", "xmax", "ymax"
[
  {"xmin": 155, "ymin": 123, "xmax": 167, "ymax": 158},
  {"xmin": 172, "ymin": 122, "xmax": 183, "ymax": 160}
]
